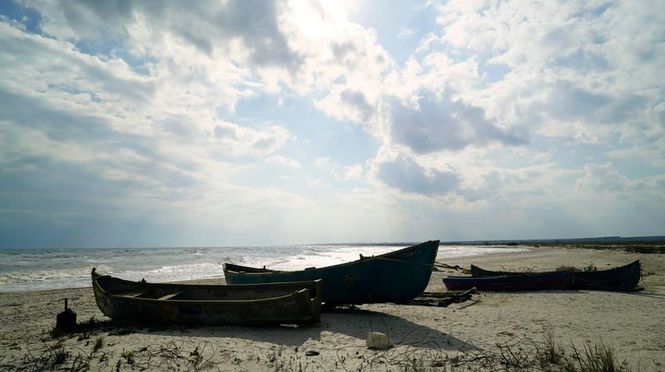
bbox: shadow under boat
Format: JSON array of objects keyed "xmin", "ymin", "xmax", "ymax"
[{"xmin": 113, "ymin": 306, "xmax": 477, "ymax": 351}]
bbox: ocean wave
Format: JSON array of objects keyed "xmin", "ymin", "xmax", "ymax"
[
  {"xmin": 0, "ymin": 265, "xmax": 112, "ymax": 285},
  {"xmin": 441, "ymin": 245, "xmax": 529, "ymax": 258},
  {"xmin": 114, "ymin": 262, "xmax": 224, "ymax": 283},
  {"xmin": 270, "ymin": 245, "xmax": 400, "ymax": 270}
]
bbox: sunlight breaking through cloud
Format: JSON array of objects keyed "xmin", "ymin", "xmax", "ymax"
[{"xmin": 0, "ymin": 0, "xmax": 663, "ymax": 247}]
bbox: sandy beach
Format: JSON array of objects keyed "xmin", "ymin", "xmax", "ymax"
[{"xmin": 1, "ymin": 245, "xmax": 664, "ymax": 371}]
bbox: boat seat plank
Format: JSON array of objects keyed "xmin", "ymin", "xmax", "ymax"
[
  {"xmin": 157, "ymin": 291, "xmax": 183, "ymax": 300},
  {"xmin": 118, "ymin": 291, "xmax": 148, "ymax": 298}
]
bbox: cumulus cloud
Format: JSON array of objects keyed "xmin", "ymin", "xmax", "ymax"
[
  {"xmin": 265, "ymin": 154, "xmax": 301, "ymax": 169},
  {"xmin": 375, "ymin": 155, "xmax": 460, "ymax": 195},
  {"xmin": 25, "ymin": 0, "xmax": 302, "ymax": 69},
  {"xmin": 0, "ymin": 11, "xmax": 299, "ymax": 248},
  {"xmin": 315, "ymin": 87, "xmax": 374, "ymax": 124},
  {"xmin": 387, "ymin": 92, "xmax": 526, "ymax": 153},
  {"xmin": 213, "ymin": 121, "xmax": 291, "ymax": 157},
  {"xmin": 427, "ymin": 0, "xmax": 664, "ymax": 139},
  {"xmin": 315, "ymin": 157, "xmax": 365, "ymax": 182},
  {"xmin": 533, "ymin": 80, "xmax": 647, "ymax": 128},
  {"xmin": 575, "ymin": 162, "xmax": 638, "ymax": 193}
]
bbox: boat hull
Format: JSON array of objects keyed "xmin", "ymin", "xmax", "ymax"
[
  {"xmin": 92, "ymin": 269, "xmax": 321, "ymax": 326},
  {"xmin": 443, "ymin": 271, "xmax": 571, "ymax": 291},
  {"xmin": 223, "ymin": 240, "xmax": 439, "ymax": 305},
  {"xmin": 469, "ymin": 260, "xmax": 641, "ymax": 291}
]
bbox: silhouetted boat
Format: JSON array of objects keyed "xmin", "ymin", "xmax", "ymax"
[
  {"xmin": 469, "ymin": 260, "xmax": 641, "ymax": 291},
  {"xmin": 223, "ymin": 240, "xmax": 439, "ymax": 305},
  {"xmin": 443, "ymin": 271, "xmax": 572, "ymax": 291},
  {"xmin": 91, "ymin": 268, "xmax": 321, "ymax": 325}
]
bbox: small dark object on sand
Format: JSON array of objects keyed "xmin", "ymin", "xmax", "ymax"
[
  {"xmin": 56, "ymin": 298, "xmax": 77, "ymax": 333},
  {"xmin": 305, "ymin": 350, "xmax": 320, "ymax": 356},
  {"xmin": 405, "ymin": 288, "xmax": 477, "ymax": 307}
]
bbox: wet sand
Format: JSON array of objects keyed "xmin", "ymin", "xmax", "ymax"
[{"xmin": 1, "ymin": 245, "xmax": 664, "ymax": 371}]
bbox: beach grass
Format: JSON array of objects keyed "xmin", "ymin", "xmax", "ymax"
[
  {"xmin": 93, "ymin": 335, "xmax": 104, "ymax": 352},
  {"xmin": 534, "ymin": 331, "xmax": 627, "ymax": 372}
]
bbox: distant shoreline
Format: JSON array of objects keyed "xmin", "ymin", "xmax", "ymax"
[
  {"xmin": 440, "ymin": 235, "xmax": 665, "ymax": 245},
  {"xmin": 2, "ymin": 235, "xmax": 664, "ymax": 250}
]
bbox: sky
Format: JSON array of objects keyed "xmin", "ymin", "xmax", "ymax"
[{"xmin": 0, "ymin": 0, "xmax": 663, "ymax": 248}]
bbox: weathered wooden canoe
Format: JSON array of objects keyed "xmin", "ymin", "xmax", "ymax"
[
  {"xmin": 469, "ymin": 260, "xmax": 641, "ymax": 291},
  {"xmin": 91, "ymin": 268, "xmax": 321, "ymax": 325},
  {"xmin": 223, "ymin": 240, "xmax": 439, "ymax": 305},
  {"xmin": 443, "ymin": 271, "xmax": 572, "ymax": 291}
]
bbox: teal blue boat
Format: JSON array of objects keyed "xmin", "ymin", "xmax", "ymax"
[{"xmin": 223, "ymin": 240, "xmax": 439, "ymax": 305}]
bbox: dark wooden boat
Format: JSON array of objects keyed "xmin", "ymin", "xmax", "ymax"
[
  {"xmin": 223, "ymin": 240, "xmax": 439, "ymax": 305},
  {"xmin": 469, "ymin": 260, "xmax": 641, "ymax": 291},
  {"xmin": 91, "ymin": 268, "xmax": 321, "ymax": 325},
  {"xmin": 443, "ymin": 271, "xmax": 572, "ymax": 291}
]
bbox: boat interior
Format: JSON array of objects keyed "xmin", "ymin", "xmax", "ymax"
[{"xmin": 95, "ymin": 275, "xmax": 320, "ymax": 301}]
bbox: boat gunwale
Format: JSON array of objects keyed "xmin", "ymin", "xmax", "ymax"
[
  {"xmin": 470, "ymin": 260, "xmax": 640, "ymax": 277},
  {"xmin": 223, "ymin": 240, "xmax": 439, "ymax": 275},
  {"xmin": 92, "ymin": 270, "xmax": 321, "ymax": 306},
  {"xmin": 443, "ymin": 271, "xmax": 572, "ymax": 291},
  {"xmin": 445, "ymin": 271, "xmax": 571, "ymax": 281}
]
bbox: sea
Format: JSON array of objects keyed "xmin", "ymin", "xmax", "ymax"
[{"xmin": 0, "ymin": 243, "xmax": 529, "ymax": 292}]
